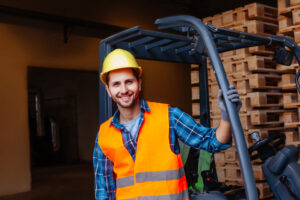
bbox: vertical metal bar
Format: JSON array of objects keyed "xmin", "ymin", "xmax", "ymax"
[
  {"xmin": 184, "ymin": 55, "xmax": 211, "ymax": 190},
  {"xmin": 99, "ymin": 42, "xmax": 113, "ymax": 124},
  {"xmin": 199, "ymin": 55, "xmax": 210, "ymax": 127},
  {"xmin": 194, "ymin": 17, "xmax": 258, "ymax": 200},
  {"xmin": 155, "ymin": 15, "xmax": 258, "ymax": 200},
  {"xmin": 197, "ymin": 55, "xmax": 213, "ymax": 190}
]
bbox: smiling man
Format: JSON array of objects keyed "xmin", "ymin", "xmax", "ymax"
[{"xmin": 93, "ymin": 49, "xmax": 242, "ymax": 200}]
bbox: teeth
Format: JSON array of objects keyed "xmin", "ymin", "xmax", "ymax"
[{"xmin": 121, "ymin": 96, "xmax": 130, "ymax": 101}]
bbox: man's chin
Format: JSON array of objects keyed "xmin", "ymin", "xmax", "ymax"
[
  {"xmin": 115, "ymin": 98, "xmax": 134, "ymax": 108},
  {"xmin": 113, "ymin": 96, "xmax": 139, "ymax": 109},
  {"xmin": 118, "ymin": 102, "xmax": 134, "ymax": 108}
]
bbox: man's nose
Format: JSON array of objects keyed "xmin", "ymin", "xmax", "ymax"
[{"xmin": 120, "ymin": 83, "xmax": 128, "ymax": 94}]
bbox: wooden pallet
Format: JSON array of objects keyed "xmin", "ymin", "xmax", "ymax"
[
  {"xmin": 278, "ymin": 0, "xmax": 300, "ymax": 14},
  {"xmin": 248, "ymin": 73, "xmax": 282, "ymax": 89},
  {"xmin": 211, "ymin": 112, "xmax": 284, "ymax": 131},
  {"xmin": 200, "ymin": 55, "xmax": 280, "ymax": 83},
  {"xmin": 208, "ymin": 75, "xmax": 282, "ymax": 97},
  {"xmin": 208, "ymin": 83, "xmax": 219, "ymax": 98},
  {"xmin": 208, "ymin": 56, "xmax": 279, "ymax": 81},
  {"xmin": 250, "ymin": 109, "xmax": 285, "ymax": 126},
  {"xmin": 239, "ymin": 112, "xmax": 284, "ymax": 130},
  {"xmin": 279, "ymin": 23, "xmax": 300, "ymax": 35},
  {"xmin": 192, "ymin": 102, "xmax": 200, "ymax": 117},
  {"xmin": 240, "ymin": 92, "xmax": 283, "ymax": 113},
  {"xmin": 232, "ymin": 20, "xmax": 278, "ymax": 36},
  {"xmin": 190, "ymin": 69, "xmax": 199, "ymax": 85},
  {"xmin": 293, "ymin": 9, "xmax": 300, "ymax": 25},
  {"xmin": 278, "ymin": 15, "xmax": 294, "ymax": 33},
  {"xmin": 203, "ymin": 3, "xmax": 278, "ymax": 27},
  {"xmin": 244, "ymin": 3, "xmax": 278, "ymax": 24},
  {"xmin": 278, "ymin": 8, "xmax": 300, "ymax": 35},
  {"xmin": 207, "ymin": 80, "xmax": 272, "ymax": 97},
  {"xmin": 219, "ymin": 48, "xmax": 252, "ymax": 62},
  {"xmin": 285, "ymin": 129, "xmax": 300, "ymax": 146},
  {"xmin": 232, "ymin": 74, "xmax": 282, "ymax": 95},
  {"xmin": 283, "ymin": 109, "xmax": 300, "ymax": 128},
  {"xmin": 216, "ymin": 164, "xmax": 265, "ymax": 183},
  {"xmin": 214, "ymin": 147, "xmax": 239, "ymax": 167},
  {"xmin": 216, "ymin": 164, "xmax": 243, "ymax": 183},
  {"xmin": 191, "ymin": 86, "xmax": 200, "ymax": 100},
  {"xmin": 211, "ymin": 46, "xmax": 274, "ymax": 64},
  {"xmin": 280, "ymin": 73, "xmax": 297, "ymax": 90},
  {"xmin": 283, "ymin": 92, "xmax": 300, "ymax": 108},
  {"xmin": 209, "ymin": 98, "xmax": 220, "ymax": 116},
  {"xmin": 209, "ymin": 92, "xmax": 283, "ymax": 115},
  {"xmin": 239, "ymin": 56, "xmax": 278, "ymax": 73},
  {"xmin": 279, "ymin": 20, "xmax": 300, "ymax": 34},
  {"xmin": 294, "ymin": 27, "xmax": 300, "ymax": 42}
]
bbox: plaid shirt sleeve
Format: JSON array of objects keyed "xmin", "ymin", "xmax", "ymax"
[
  {"xmin": 169, "ymin": 106, "xmax": 232, "ymax": 153},
  {"xmin": 93, "ymin": 134, "xmax": 116, "ymax": 200}
]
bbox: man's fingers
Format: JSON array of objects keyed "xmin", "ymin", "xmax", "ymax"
[
  {"xmin": 227, "ymin": 93, "xmax": 240, "ymax": 100},
  {"xmin": 231, "ymin": 98, "xmax": 241, "ymax": 103},
  {"xmin": 227, "ymin": 89, "xmax": 238, "ymax": 96}
]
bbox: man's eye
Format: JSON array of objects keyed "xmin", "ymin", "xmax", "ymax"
[
  {"xmin": 126, "ymin": 80, "xmax": 133, "ymax": 84},
  {"xmin": 113, "ymin": 82, "xmax": 120, "ymax": 86}
]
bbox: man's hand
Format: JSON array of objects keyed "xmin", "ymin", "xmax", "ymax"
[{"xmin": 218, "ymin": 85, "xmax": 242, "ymax": 122}]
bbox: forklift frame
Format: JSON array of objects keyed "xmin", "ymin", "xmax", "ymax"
[{"xmin": 98, "ymin": 15, "xmax": 300, "ymax": 200}]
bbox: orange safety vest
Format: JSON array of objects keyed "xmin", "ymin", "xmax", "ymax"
[{"xmin": 98, "ymin": 101, "xmax": 189, "ymax": 200}]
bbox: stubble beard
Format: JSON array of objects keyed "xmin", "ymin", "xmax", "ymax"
[{"xmin": 113, "ymin": 93, "xmax": 139, "ymax": 109}]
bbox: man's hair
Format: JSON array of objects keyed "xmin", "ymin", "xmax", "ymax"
[{"xmin": 106, "ymin": 68, "xmax": 140, "ymax": 86}]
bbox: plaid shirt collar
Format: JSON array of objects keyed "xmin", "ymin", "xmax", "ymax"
[{"xmin": 109, "ymin": 98, "xmax": 150, "ymax": 129}]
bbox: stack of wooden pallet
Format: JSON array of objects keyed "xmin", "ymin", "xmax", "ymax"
[
  {"xmin": 191, "ymin": 3, "xmax": 280, "ymax": 199},
  {"xmin": 278, "ymin": 0, "xmax": 300, "ymax": 148}
]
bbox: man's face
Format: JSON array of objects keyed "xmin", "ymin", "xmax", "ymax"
[{"xmin": 105, "ymin": 68, "xmax": 141, "ymax": 109}]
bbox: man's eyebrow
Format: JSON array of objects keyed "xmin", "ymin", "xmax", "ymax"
[{"xmin": 110, "ymin": 80, "xmax": 120, "ymax": 84}]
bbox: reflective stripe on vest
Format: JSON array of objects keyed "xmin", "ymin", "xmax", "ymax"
[
  {"xmin": 119, "ymin": 189, "xmax": 189, "ymax": 200},
  {"xmin": 136, "ymin": 166, "xmax": 185, "ymax": 183},
  {"xmin": 116, "ymin": 167, "xmax": 185, "ymax": 188},
  {"xmin": 138, "ymin": 189, "xmax": 189, "ymax": 200},
  {"xmin": 98, "ymin": 101, "xmax": 189, "ymax": 199},
  {"xmin": 116, "ymin": 176, "xmax": 134, "ymax": 188}
]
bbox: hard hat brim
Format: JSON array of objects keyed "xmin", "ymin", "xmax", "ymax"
[{"xmin": 100, "ymin": 66, "xmax": 142, "ymax": 85}]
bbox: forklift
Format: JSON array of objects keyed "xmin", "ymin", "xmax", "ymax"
[{"xmin": 98, "ymin": 15, "xmax": 300, "ymax": 200}]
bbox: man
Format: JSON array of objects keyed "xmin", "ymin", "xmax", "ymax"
[{"xmin": 93, "ymin": 49, "xmax": 242, "ymax": 200}]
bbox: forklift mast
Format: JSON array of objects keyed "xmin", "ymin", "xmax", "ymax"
[{"xmin": 98, "ymin": 15, "xmax": 300, "ymax": 200}]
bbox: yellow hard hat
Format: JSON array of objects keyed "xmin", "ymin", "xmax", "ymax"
[{"xmin": 100, "ymin": 49, "xmax": 142, "ymax": 84}]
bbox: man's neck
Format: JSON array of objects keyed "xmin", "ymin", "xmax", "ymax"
[{"xmin": 118, "ymin": 100, "xmax": 141, "ymax": 123}]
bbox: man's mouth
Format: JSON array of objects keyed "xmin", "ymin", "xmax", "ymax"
[{"xmin": 119, "ymin": 95, "xmax": 132, "ymax": 102}]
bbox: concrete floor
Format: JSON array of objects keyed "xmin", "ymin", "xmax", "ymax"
[{"xmin": 0, "ymin": 164, "xmax": 94, "ymax": 200}]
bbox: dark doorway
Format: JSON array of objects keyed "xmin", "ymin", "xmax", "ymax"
[
  {"xmin": 27, "ymin": 67, "xmax": 99, "ymax": 168},
  {"xmin": 43, "ymin": 96, "xmax": 78, "ymax": 163}
]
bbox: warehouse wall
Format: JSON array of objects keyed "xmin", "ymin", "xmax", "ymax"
[
  {"xmin": 0, "ymin": 0, "xmax": 191, "ymax": 197},
  {"xmin": 0, "ymin": 23, "xmax": 100, "ymax": 197}
]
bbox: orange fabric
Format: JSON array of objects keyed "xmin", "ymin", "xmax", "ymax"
[{"xmin": 98, "ymin": 102, "xmax": 189, "ymax": 200}]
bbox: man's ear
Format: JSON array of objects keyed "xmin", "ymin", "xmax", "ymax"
[
  {"xmin": 105, "ymin": 85, "xmax": 112, "ymax": 98},
  {"xmin": 138, "ymin": 78, "xmax": 142, "ymax": 92}
]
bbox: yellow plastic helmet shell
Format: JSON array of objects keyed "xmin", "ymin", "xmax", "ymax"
[{"xmin": 100, "ymin": 49, "xmax": 142, "ymax": 84}]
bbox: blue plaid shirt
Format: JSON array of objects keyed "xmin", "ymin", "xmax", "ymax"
[{"xmin": 93, "ymin": 99, "xmax": 231, "ymax": 199}]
